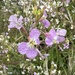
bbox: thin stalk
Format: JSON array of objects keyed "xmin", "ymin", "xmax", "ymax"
[
  {"xmin": 62, "ymin": 65, "xmax": 67, "ymax": 75},
  {"xmin": 45, "ymin": 57, "xmax": 49, "ymax": 75},
  {"xmin": 66, "ymin": 7, "xmax": 73, "ymax": 25},
  {"xmin": 15, "ymin": 35, "xmax": 23, "ymax": 42},
  {"xmin": 20, "ymin": 26, "xmax": 28, "ymax": 36},
  {"xmin": 36, "ymin": 49, "xmax": 44, "ymax": 59},
  {"xmin": 63, "ymin": 1, "xmax": 74, "ymax": 74}
]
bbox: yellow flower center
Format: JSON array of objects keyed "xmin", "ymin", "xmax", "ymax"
[
  {"xmin": 28, "ymin": 39, "xmax": 37, "ymax": 47},
  {"xmin": 53, "ymin": 39, "xmax": 57, "ymax": 44},
  {"xmin": 17, "ymin": 22, "xmax": 20, "ymax": 26}
]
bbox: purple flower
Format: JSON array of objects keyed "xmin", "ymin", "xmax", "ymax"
[
  {"xmin": 63, "ymin": 43, "xmax": 69, "ymax": 49},
  {"xmin": 18, "ymin": 28, "xmax": 41, "ymax": 59},
  {"xmin": 34, "ymin": 72, "xmax": 37, "ymax": 75},
  {"xmin": 8, "ymin": 14, "xmax": 23, "ymax": 30},
  {"xmin": 45, "ymin": 29, "xmax": 67, "ymax": 47},
  {"xmin": 40, "ymin": 11, "xmax": 50, "ymax": 28},
  {"xmin": 66, "ymin": 0, "xmax": 70, "ymax": 4}
]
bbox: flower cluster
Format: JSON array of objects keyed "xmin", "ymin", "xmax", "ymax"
[{"xmin": 8, "ymin": 10, "xmax": 67, "ymax": 59}]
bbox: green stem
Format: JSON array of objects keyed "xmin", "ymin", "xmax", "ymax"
[
  {"xmin": 64, "ymin": 1, "xmax": 74, "ymax": 74},
  {"xmin": 36, "ymin": 49, "xmax": 44, "ymax": 59},
  {"xmin": 43, "ymin": 57, "xmax": 49, "ymax": 75},
  {"xmin": 66, "ymin": 4, "xmax": 74, "ymax": 75},
  {"xmin": 62, "ymin": 65, "xmax": 67, "ymax": 75},
  {"xmin": 15, "ymin": 35, "xmax": 23, "ymax": 42},
  {"xmin": 64, "ymin": 1, "xmax": 73, "ymax": 29},
  {"xmin": 66, "ymin": 7, "xmax": 73, "ymax": 25},
  {"xmin": 45, "ymin": 57, "xmax": 49, "ymax": 75}
]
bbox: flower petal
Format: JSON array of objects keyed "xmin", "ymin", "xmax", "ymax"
[
  {"xmin": 26, "ymin": 48, "xmax": 38, "ymax": 59},
  {"xmin": 9, "ymin": 14, "xmax": 17, "ymax": 22},
  {"xmin": 57, "ymin": 36, "xmax": 65, "ymax": 42},
  {"xmin": 29, "ymin": 28, "xmax": 40, "ymax": 38},
  {"xmin": 45, "ymin": 37, "xmax": 53, "ymax": 47},
  {"xmin": 18, "ymin": 42, "xmax": 28, "ymax": 54},
  {"xmin": 35, "ymin": 38, "xmax": 40, "ymax": 45},
  {"xmin": 66, "ymin": 0, "xmax": 70, "ymax": 4},
  {"xmin": 8, "ymin": 22, "xmax": 16, "ymax": 28},
  {"xmin": 41, "ymin": 19, "xmax": 50, "ymax": 28},
  {"xmin": 18, "ymin": 16, "xmax": 23, "ymax": 22},
  {"xmin": 57, "ymin": 29, "xmax": 67, "ymax": 36},
  {"xmin": 43, "ymin": 11, "xmax": 47, "ymax": 17},
  {"xmin": 49, "ymin": 29, "xmax": 56, "ymax": 38},
  {"xmin": 15, "ymin": 16, "xmax": 23, "ymax": 29}
]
